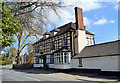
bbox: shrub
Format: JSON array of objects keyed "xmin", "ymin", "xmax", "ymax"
[{"xmin": 2, "ymin": 60, "xmax": 6, "ymax": 65}]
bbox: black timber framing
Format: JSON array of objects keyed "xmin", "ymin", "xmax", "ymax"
[{"xmin": 35, "ymin": 32, "xmax": 72, "ymax": 56}]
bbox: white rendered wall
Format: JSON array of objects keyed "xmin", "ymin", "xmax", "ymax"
[
  {"xmin": 54, "ymin": 64, "xmax": 71, "ymax": 69},
  {"xmin": 54, "ymin": 59, "xmax": 80, "ymax": 69},
  {"xmin": 71, "ymin": 59, "xmax": 79, "ymax": 68},
  {"xmin": 74, "ymin": 30, "xmax": 94, "ymax": 54},
  {"xmin": 33, "ymin": 64, "xmax": 54, "ymax": 68},
  {"xmin": 118, "ymin": 56, "xmax": 120, "ymax": 71},
  {"xmin": 48, "ymin": 64, "xmax": 54, "ymax": 68},
  {"xmin": 74, "ymin": 30, "xmax": 86, "ymax": 54},
  {"xmin": 82, "ymin": 56, "xmax": 119, "ymax": 71},
  {"xmin": 33, "ymin": 64, "xmax": 43, "ymax": 67},
  {"xmin": 78, "ymin": 30, "xmax": 86, "ymax": 53}
]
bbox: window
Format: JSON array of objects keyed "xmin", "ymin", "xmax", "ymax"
[
  {"xmin": 46, "ymin": 55, "xmax": 50, "ymax": 64},
  {"xmin": 54, "ymin": 52, "xmax": 71, "ymax": 64},
  {"xmin": 35, "ymin": 46, "xmax": 39, "ymax": 53},
  {"xmin": 51, "ymin": 32, "xmax": 54, "ymax": 37},
  {"xmin": 61, "ymin": 53, "xmax": 63, "ymax": 63},
  {"xmin": 54, "ymin": 54, "xmax": 57, "ymax": 64},
  {"xmin": 90, "ymin": 37, "xmax": 93, "ymax": 45},
  {"xmin": 64, "ymin": 52, "xmax": 69, "ymax": 64},
  {"xmin": 86, "ymin": 37, "xmax": 94, "ymax": 45},
  {"xmin": 50, "ymin": 55, "xmax": 54, "ymax": 64},
  {"xmin": 46, "ymin": 55, "xmax": 54, "ymax": 64},
  {"xmin": 61, "ymin": 38, "xmax": 67, "ymax": 49},
  {"xmin": 50, "ymin": 41, "xmax": 55, "ymax": 50},
  {"xmin": 60, "ymin": 53, "xmax": 62, "ymax": 63},
  {"xmin": 79, "ymin": 58, "xmax": 82, "ymax": 67},
  {"xmin": 39, "ymin": 57, "xmax": 43, "ymax": 64},
  {"xmin": 34, "ymin": 56, "xmax": 39, "ymax": 64}
]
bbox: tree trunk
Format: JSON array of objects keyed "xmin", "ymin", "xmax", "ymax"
[{"xmin": 17, "ymin": 52, "xmax": 20, "ymax": 64}]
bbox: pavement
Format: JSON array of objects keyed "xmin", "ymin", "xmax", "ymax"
[{"xmin": 0, "ymin": 65, "xmax": 120, "ymax": 82}]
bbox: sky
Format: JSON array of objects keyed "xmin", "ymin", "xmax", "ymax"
[
  {"xmin": 4, "ymin": 1, "xmax": 119, "ymax": 55},
  {"xmin": 42, "ymin": 1, "xmax": 118, "ymax": 44}
]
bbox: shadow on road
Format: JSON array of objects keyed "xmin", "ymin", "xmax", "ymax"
[{"xmin": 12, "ymin": 68, "xmax": 120, "ymax": 82}]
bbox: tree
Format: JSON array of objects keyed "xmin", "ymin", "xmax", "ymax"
[
  {"xmin": 1, "ymin": 2, "xmax": 22, "ymax": 48},
  {"xmin": 5, "ymin": 1, "xmax": 62, "ymax": 36},
  {"xmin": 3, "ymin": 2, "xmax": 63, "ymax": 64},
  {"xmin": 27, "ymin": 44, "xmax": 34, "ymax": 64},
  {"xmin": 28, "ymin": 44, "xmax": 34, "ymax": 54},
  {"xmin": 15, "ymin": 28, "xmax": 34, "ymax": 64},
  {"xmin": 1, "ymin": 47, "xmax": 13, "ymax": 65},
  {"xmin": 9, "ymin": 47, "xmax": 17, "ymax": 59}
]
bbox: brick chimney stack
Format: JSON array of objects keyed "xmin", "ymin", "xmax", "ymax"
[{"xmin": 75, "ymin": 7, "xmax": 84, "ymax": 30}]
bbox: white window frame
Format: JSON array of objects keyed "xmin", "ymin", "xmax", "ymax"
[{"xmin": 54, "ymin": 52, "xmax": 71, "ymax": 64}]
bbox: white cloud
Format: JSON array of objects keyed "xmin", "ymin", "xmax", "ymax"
[
  {"xmin": 93, "ymin": 18, "xmax": 115, "ymax": 25},
  {"xmin": 98, "ymin": 0, "xmax": 119, "ymax": 2},
  {"xmin": 92, "ymin": 32, "xmax": 95, "ymax": 34},
  {"xmin": 37, "ymin": 0, "xmax": 103, "ymax": 28},
  {"xmin": 94, "ymin": 18, "xmax": 107, "ymax": 25},
  {"xmin": 28, "ymin": 1, "xmax": 116, "ymax": 32},
  {"xmin": 109, "ymin": 20, "xmax": 115, "ymax": 23},
  {"xmin": 42, "ymin": 7, "xmax": 75, "ymax": 27},
  {"xmin": 58, "ymin": 0, "xmax": 120, "ymax": 3},
  {"xmin": 61, "ymin": 0, "xmax": 102, "ymax": 11},
  {"xmin": 83, "ymin": 17, "xmax": 91, "ymax": 26},
  {"xmin": 50, "ymin": 0, "xmax": 120, "ymax": 2}
]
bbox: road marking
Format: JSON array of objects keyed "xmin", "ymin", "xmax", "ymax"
[
  {"xmin": 9, "ymin": 70, "xmax": 78, "ymax": 81},
  {"xmin": 3, "ymin": 71, "xmax": 41, "ymax": 81},
  {"xmin": 3, "ymin": 69, "xmax": 78, "ymax": 81},
  {"xmin": 25, "ymin": 77, "xmax": 41, "ymax": 81}
]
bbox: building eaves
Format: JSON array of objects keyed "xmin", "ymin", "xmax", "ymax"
[
  {"xmin": 33, "ymin": 22, "xmax": 76, "ymax": 45},
  {"xmin": 73, "ymin": 40, "xmax": 120, "ymax": 59}
]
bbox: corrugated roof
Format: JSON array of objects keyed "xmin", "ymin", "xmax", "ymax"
[{"xmin": 74, "ymin": 40, "xmax": 120, "ymax": 58}]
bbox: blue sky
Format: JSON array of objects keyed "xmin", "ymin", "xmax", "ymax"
[
  {"xmin": 46, "ymin": 2, "xmax": 118, "ymax": 44},
  {"xmin": 83, "ymin": 2, "xmax": 118, "ymax": 44},
  {"xmin": 5, "ymin": 1, "xmax": 118, "ymax": 55}
]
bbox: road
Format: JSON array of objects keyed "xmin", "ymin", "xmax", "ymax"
[
  {"xmin": 1, "ymin": 65, "xmax": 78, "ymax": 81},
  {"xmin": 1, "ymin": 65, "xmax": 119, "ymax": 83}
]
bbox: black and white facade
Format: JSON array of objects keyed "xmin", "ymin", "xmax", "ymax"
[
  {"xmin": 33, "ymin": 7, "xmax": 95, "ymax": 69},
  {"xmin": 33, "ymin": 7, "xmax": 119, "ymax": 72}
]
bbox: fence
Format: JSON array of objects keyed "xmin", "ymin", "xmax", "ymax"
[{"xmin": 12, "ymin": 64, "xmax": 33, "ymax": 69}]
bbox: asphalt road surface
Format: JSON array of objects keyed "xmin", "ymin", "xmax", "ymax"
[
  {"xmin": 1, "ymin": 65, "xmax": 79, "ymax": 81},
  {"xmin": 1, "ymin": 65, "xmax": 119, "ymax": 83}
]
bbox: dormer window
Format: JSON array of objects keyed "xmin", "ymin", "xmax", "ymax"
[
  {"xmin": 43, "ymin": 31, "xmax": 50, "ymax": 39},
  {"xmin": 50, "ymin": 28, "xmax": 60, "ymax": 37},
  {"xmin": 51, "ymin": 32, "xmax": 54, "ymax": 37}
]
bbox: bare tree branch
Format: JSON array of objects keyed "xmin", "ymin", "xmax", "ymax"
[
  {"xmin": 20, "ymin": 43, "xmax": 30, "ymax": 53},
  {"xmin": 20, "ymin": 32, "xmax": 32, "ymax": 49}
]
